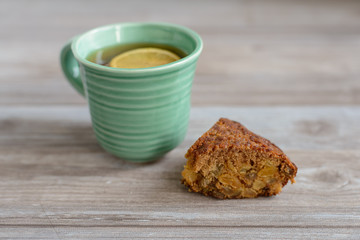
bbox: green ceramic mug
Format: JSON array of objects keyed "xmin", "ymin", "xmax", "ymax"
[{"xmin": 60, "ymin": 22, "xmax": 203, "ymax": 162}]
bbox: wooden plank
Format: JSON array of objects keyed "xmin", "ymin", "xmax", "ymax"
[
  {"xmin": 0, "ymin": 106, "xmax": 359, "ymax": 239},
  {"xmin": 1, "ymin": 106, "xmax": 359, "ymax": 151},
  {"xmin": 1, "ymin": 0, "xmax": 360, "ymax": 106},
  {"xmin": 0, "ymin": 227, "xmax": 359, "ymax": 240}
]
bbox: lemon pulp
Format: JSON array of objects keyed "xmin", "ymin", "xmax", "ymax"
[{"xmin": 109, "ymin": 47, "xmax": 181, "ymax": 69}]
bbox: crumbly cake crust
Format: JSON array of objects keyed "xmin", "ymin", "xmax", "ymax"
[{"xmin": 182, "ymin": 118, "xmax": 297, "ymax": 199}]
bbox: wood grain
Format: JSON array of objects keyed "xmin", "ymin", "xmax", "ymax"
[
  {"xmin": 1, "ymin": 0, "xmax": 360, "ymax": 106},
  {"xmin": 1, "ymin": 0, "xmax": 360, "ymax": 238},
  {"xmin": 0, "ymin": 106, "xmax": 359, "ymax": 239}
]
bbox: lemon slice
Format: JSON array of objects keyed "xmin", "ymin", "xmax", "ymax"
[{"xmin": 109, "ymin": 47, "xmax": 181, "ymax": 69}]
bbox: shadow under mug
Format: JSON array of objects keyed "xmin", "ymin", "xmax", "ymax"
[{"xmin": 60, "ymin": 22, "xmax": 203, "ymax": 162}]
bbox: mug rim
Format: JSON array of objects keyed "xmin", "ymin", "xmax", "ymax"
[{"xmin": 71, "ymin": 22, "xmax": 203, "ymax": 74}]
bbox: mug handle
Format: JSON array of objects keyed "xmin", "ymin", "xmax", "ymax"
[{"xmin": 60, "ymin": 39, "xmax": 85, "ymax": 96}]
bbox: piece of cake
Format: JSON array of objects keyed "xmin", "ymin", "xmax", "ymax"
[{"xmin": 182, "ymin": 118, "xmax": 297, "ymax": 199}]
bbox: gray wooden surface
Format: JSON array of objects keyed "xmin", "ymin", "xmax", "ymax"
[
  {"xmin": 2, "ymin": 0, "xmax": 360, "ymax": 106},
  {"xmin": 1, "ymin": 106, "xmax": 360, "ymax": 239},
  {"xmin": 1, "ymin": 0, "xmax": 360, "ymax": 239}
]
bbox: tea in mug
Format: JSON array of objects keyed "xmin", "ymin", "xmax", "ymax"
[{"xmin": 86, "ymin": 43, "xmax": 187, "ymax": 69}]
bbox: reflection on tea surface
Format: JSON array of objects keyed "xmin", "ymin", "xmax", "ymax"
[{"xmin": 86, "ymin": 42, "xmax": 187, "ymax": 68}]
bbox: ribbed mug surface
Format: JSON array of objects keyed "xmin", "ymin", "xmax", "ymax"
[{"xmin": 61, "ymin": 22, "xmax": 203, "ymax": 162}]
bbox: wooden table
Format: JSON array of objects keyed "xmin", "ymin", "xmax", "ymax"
[{"xmin": 1, "ymin": 0, "xmax": 360, "ymax": 239}]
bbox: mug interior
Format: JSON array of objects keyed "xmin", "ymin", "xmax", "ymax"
[{"xmin": 74, "ymin": 22, "xmax": 202, "ymax": 66}]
